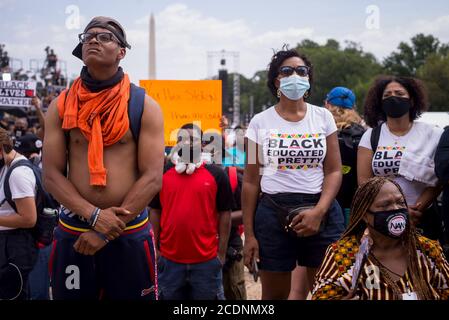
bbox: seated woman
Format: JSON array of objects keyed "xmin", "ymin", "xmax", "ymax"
[{"xmin": 311, "ymin": 176, "xmax": 449, "ymax": 300}]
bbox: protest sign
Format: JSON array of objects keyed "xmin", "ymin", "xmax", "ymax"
[
  {"xmin": 0, "ymin": 80, "xmax": 37, "ymax": 108},
  {"xmin": 139, "ymin": 80, "xmax": 222, "ymax": 147}
]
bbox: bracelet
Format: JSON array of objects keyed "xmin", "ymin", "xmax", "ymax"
[
  {"xmin": 95, "ymin": 231, "xmax": 109, "ymax": 244},
  {"xmin": 88, "ymin": 207, "xmax": 101, "ymax": 228}
]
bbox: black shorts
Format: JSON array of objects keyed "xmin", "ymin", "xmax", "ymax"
[
  {"xmin": 50, "ymin": 222, "xmax": 158, "ymax": 300},
  {"xmin": 255, "ymin": 193, "xmax": 344, "ymax": 271},
  {"xmin": 0, "ymin": 229, "xmax": 38, "ymax": 300}
]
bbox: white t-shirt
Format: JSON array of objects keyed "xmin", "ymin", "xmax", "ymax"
[
  {"xmin": 246, "ymin": 104, "xmax": 337, "ymax": 194},
  {"xmin": 358, "ymin": 122, "xmax": 430, "ymax": 205},
  {"xmin": 0, "ymin": 155, "xmax": 37, "ymax": 231}
]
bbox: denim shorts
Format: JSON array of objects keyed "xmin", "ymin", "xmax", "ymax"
[
  {"xmin": 29, "ymin": 244, "xmax": 52, "ymax": 300},
  {"xmin": 158, "ymin": 256, "xmax": 225, "ymax": 300},
  {"xmin": 254, "ymin": 193, "xmax": 344, "ymax": 271}
]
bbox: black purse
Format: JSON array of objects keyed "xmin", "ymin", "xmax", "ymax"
[{"xmin": 263, "ymin": 194, "xmax": 317, "ymax": 237}]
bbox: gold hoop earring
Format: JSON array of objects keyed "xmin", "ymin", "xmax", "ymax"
[
  {"xmin": 277, "ymin": 89, "xmax": 281, "ymax": 98},
  {"xmin": 303, "ymin": 91, "xmax": 309, "ymax": 99}
]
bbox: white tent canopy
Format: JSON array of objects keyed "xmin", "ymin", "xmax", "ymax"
[{"xmin": 416, "ymin": 111, "xmax": 449, "ymax": 129}]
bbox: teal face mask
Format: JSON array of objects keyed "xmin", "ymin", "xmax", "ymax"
[{"xmin": 279, "ymin": 75, "xmax": 310, "ymax": 101}]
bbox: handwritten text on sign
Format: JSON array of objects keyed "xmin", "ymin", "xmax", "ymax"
[
  {"xmin": 0, "ymin": 80, "xmax": 37, "ymax": 108},
  {"xmin": 139, "ymin": 80, "xmax": 222, "ymax": 146}
]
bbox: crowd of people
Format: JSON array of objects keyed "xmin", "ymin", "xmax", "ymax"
[
  {"xmin": 1, "ymin": 16, "xmax": 449, "ymax": 301},
  {"xmin": 40, "ymin": 46, "xmax": 66, "ymax": 87},
  {"xmin": 0, "ymin": 44, "xmax": 10, "ymax": 73},
  {"xmin": 0, "ymin": 43, "xmax": 66, "ymax": 89}
]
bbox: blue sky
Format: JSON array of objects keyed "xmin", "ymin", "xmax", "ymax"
[{"xmin": 1, "ymin": 0, "xmax": 449, "ymax": 82}]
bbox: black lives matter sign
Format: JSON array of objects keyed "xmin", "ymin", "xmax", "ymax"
[{"xmin": 0, "ymin": 80, "xmax": 36, "ymax": 107}]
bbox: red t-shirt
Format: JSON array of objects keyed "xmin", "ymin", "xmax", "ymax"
[{"xmin": 150, "ymin": 164, "xmax": 233, "ymax": 264}]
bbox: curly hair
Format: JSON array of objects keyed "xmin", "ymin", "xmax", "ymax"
[
  {"xmin": 0, "ymin": 127, "xmax": 14, "ymax": 153},
  {"xmin": 363, "ymin": 76, "xmax": 429, "ymax": 128},
  {"xmin": 267, "ymin": 46, "xmax": 313, "ymax": 101}
]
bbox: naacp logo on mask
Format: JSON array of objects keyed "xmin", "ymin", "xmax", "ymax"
[{"xmin": 387, "ymin": 214, "xmax": 407, "ymax": 236}]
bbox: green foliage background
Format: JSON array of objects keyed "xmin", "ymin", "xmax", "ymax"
[{"xmin": 223, "ymin": 34, "xmax": 449, "ymax": 125}]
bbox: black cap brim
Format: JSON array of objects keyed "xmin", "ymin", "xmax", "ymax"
[
  {"xmin": 72, "ymin": 42, "xmax": 83, "ymax": 60},
  {"xmin": 72, "ymin": 16, "xmax": 131, "ymax": 61}
]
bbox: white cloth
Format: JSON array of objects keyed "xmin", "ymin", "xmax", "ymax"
[
  {"xmin": 0, "ymin": 155, "xmax": 37, "ymax": 231},
  {"xmin": 398, "ymin": 123, "xmax": 443, "ymax": 186},
  {"xmin": 246, "ymin": 104, "xmax": 337, "ymax": 194},
  {"xmin": 359, "ymin": 121, "xmax": 443, "ymax": 205}
]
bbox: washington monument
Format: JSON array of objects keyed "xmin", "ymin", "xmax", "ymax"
[{"xmin": 149, "ymin": 13, "xmax": 156, "ymax": 79}]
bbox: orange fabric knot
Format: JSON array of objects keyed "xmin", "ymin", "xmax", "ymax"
[{"xmin": 57, "ymin": 74, "xmax": 131, "ymax": 186}]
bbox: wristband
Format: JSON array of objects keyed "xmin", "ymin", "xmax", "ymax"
[
  {"xmin": 89, "ymin": 207, "xmax": 101, "ymax": 228},
  {"xmin": 95, "ymin": 231, "xmax": 109, "ymax": 244}
]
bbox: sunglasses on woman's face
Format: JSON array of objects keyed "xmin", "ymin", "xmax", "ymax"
[{"xmin": 278, "ymin": 65, "xmax": 309, "ymax": 77}]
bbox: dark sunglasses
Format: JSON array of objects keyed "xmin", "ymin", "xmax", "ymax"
[
  {"xmin": 278, "ymin": 65, "xmax": 310, "ymax": 77},
  {"xmin": 78, "ymin": 32, "xmax": 119, "ymax": 45}
]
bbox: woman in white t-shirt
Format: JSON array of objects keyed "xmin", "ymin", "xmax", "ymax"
[
  {"xmin": 0, "ymin": 128, "xmax": 38, "ymax": 300},
  {"xmin": 358, "ymin": 76, "xmax": 443, "ymax": 240},
  {"xmin": 242, "ymin": 49, "xmax": 344, "ymax": 300}
]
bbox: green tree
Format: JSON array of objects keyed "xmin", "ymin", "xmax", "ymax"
[
  {"xmin": 224, "ymin": 38, "xmax": 384, "ymax": 122},
  {"xmin": 224, "ymin": 35, "xmax": 449, "ymax": 124},
  {"xmin": 417, "ymin": 53, "xmax": 449, "ymax": 111},
  {"xmin": 226, "ymin": 71, "xmax": 277, "ymax": 123},
  {"xmin": 295, "ymin": 39, "xmax": 383, "ymax": 112},
  {"xmin": 383, "ymin": 33, "xmax": 449, "ymax": 76}
]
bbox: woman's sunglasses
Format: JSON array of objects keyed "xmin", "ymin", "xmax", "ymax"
[{"xmin": 278, "ymin": 65, "xmax": 310, "ymax": 77}]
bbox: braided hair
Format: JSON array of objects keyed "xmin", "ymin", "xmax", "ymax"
[{"xmin": 343, "ymin": 176, "xmax": 433, "ymax": 300}]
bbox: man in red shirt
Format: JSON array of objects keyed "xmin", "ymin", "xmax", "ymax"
[{"xmin": 150, "ymin": 123, "xmax": 232, "ymax": 300}]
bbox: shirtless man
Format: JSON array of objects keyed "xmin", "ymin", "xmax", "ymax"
[{"xmin": 43, "ymin": 17, "xmax": 164, "ymax": 300}]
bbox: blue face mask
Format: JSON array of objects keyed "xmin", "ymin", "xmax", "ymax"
[{"xmin": 279, "ymin": 75, "xmax": 310, "ymax": 101}]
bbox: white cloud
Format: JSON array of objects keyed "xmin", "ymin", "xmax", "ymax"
[
  {"xmin": 126, "ymin": 5, "xmax": 449, "ymax": 82},
  {"xmin": 413, "ymin": 15, "xmax": 449, "ymax": 39},
  {"xmin": 0, "ymin": 0, "xmax": 16, "ymax": 9},
  {"xmin": 123, "ymin": 3, "xmax": 315, "ymax": 82},
  {"xmin": 5, "ymin": 20, "xmax": 83, "ymax": 78},
  {"xmin": 342, "ymin": 15, "xmax": 449, "ymax": 60},
  {"xmin": 4, "ymin": 4, "xmax": 449, "ymax": 84}
]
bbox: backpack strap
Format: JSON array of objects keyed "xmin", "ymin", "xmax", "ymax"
[
  {"xmin": 2, "ymin": 159, "xmax": 35, "ymax": 212},
  {"xmin": 228, "ymin": 166, "xmax": 238, "ymax": 193},
  {"xmin": 128, "ymin": 83, "xmax": 146, "ymax": 143},
  {"xmin": 62, "ymin": 85, "xmax": 73, "ymax": 146},
  {"xmin": 370, "ymin": 125, "xmax": 382, "ymax": 152}
]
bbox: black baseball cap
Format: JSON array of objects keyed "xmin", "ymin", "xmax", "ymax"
[
  {"xmin": 72, "ymin": 16, "xmax": 131, "ymax": 60},
  {"xmin": 14, "ymin": 133, "xmax": 42, "ymax": 155}
]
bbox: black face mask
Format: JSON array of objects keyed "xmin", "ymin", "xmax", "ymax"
[
  {"xmin": 178, "ymin": 145, "xmax": 201, "ymax": 163},
  {"xmin": 14, "ymin": 129, "xmax": 24, "ymax": 138},
  {"xmin": 381, "ymin": 96, "xmax": 411, "ymax": 118},
  {"xmin": 367, "ymin": 208, "xmax": 409, "ymax": 239}
]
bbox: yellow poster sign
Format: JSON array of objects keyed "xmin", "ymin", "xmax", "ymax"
[{"xmin": 139, "ymin": 80, "xmax": 222, "ymax": 147}]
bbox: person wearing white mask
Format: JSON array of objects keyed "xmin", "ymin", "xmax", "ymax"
[
  {"xmin": 242, "ymin": 48, "xmax": 344, "ymax": 299},
  {"xmin": 149, "ymin": 123, "xmax": 233, "ymax": 300}
]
